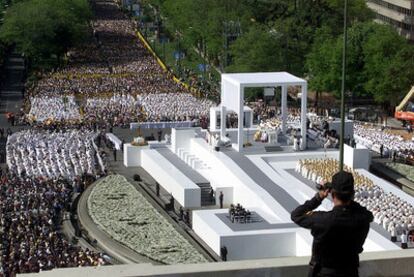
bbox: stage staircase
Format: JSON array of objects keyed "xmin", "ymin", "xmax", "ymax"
[
  {"xmin": 176, "ymin": 148, "xmax": 214, "ymax": 206},
  {"xmin": 157, "ymin": 148, "xmax": 215, "ymax": 206},
  {"xmin": 176, "ymin": 147, "xmax": 210, "ymax": 171}
]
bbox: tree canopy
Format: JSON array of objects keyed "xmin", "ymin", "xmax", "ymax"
[
  {"xmin": 0, "ymin": 0, "xmax": 410, "ymax": 106},
  {"xmin": 306, "ymin": 22, "xmax": 414, "ymax": 104},
  {"xmin": 226, "ymin": 24, "xmax": 285, "ymax": 73},
  {"xmin": 0, "ymin": 0, "xmax": 91, "ymax": 65},
  {"xmin": 147, "ymin": 0, "xmax": 414, "ymax": 106}
]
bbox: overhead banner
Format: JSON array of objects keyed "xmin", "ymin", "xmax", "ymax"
[{"xmin": 130, "ymin": 121, "xmax": 195, "ymax": 129}]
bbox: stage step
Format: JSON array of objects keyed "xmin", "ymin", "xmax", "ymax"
[{"xmin": 264, "ymin": 145, "xmax": 283, "ymax": 152}]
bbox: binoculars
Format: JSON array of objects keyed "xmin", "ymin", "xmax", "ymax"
[{"xmin": 315, "ymin": 182, "xmax": 332, "ymax": 191}]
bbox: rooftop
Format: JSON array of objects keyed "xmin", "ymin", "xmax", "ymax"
[{"xmin": 221, "ymin": 72, "xmax": 306, "ymax": 87}]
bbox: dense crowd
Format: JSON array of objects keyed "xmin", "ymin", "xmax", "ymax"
[
  {"xmin": 296, "ymin": 159, "xmax": 414, "ymax": 241},
  {"xmin": 1, "ymin": 0, "xmax": 217, "ymax": 275},
  {"xmin": 354, "ymin": 123, "xmax": 414, "ymax": 162},
  {"xmin": 3, "ymin": 0, "xmax": 412, "ymax": 273},
  {"xmin": 27, "ymin": 96, "xmax": 81, "ymax": 123},
  {"xmin": 23, "ymin": 0, "xmax": 215, "ymax": 126},
  {"xmin": 138, "ymin": 93, "xmax": 213, "ymax": 122},
  {"xmin": 84, "ymin": 94, "xmax": 142, "ymax": 127},
  {"xmin": 0, "ymin": 173, "xmax": 107, "ymax": 276},
  {"xmin": 249, "ymin": 100, "xmax": 277, "ymax": 122},
  {"xmin": 6, "ymin": 129, "xmax": 103, "ymax": 180}
]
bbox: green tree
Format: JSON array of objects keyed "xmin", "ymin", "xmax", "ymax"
[
  {"xmin": 305, "ymin": 27, "xmax": 337, "ymax": 105},
  {"xmin": 0, "ymin": 0, "xmax": 91, "ymax": 66},
  {"xmin": 306, "ymin": 21, "xmax": 414, "ymax": 105},
  {"xmin": 363, "ymin": 24, "xmax": 414, "ymax": 105},
  {"xmin": 151, "ymin": 0, "xmax": 372, "ymax": 75},
  {"xmin": 227, "ymin": 24, "xmax": 285, "ymax": 72}
]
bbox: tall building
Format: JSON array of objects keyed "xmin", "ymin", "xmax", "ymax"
[{"xmin": 367, "ymin": 0, "xmax": 414, "ymax": 40}]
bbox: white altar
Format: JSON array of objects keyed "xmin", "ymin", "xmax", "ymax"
[{"xmin": 219, "ymin": 72, "xmax": 308, "ymax": 152}]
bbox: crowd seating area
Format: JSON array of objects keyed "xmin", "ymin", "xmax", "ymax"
[
  {"xmin": 296, "ymin": 159, "xmax": 414, "ymax": 241},
  {"xmin": 23, "ymin": 0, "xmax": 215, "ymax": 126},
  {"xmin": 354, "ymin": 123, "xmax": 414, "ymax": 163},
  {"xmin": 6, "ymin": 130, "xmax": 102, "ymax": 180},
  {"xmin": 0, "ymin": 174, "xmax": 107, "ymax": 276},
  {"xmin": 28, "ymin": 96, "xmax": 81, "ymax": 123},
  {"xmin": 1, "ymin": 0, "xmax": 219, "ymax": 275},
  {"xmin": 138, "ymin": 93, "xmax": 212, "ymax": 122},
  {"xmin": 84, "ymin": 93, "xmax": 141, "ymax": 127}
]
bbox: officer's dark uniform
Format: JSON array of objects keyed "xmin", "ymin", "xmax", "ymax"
[{"xmin": 291, "ymin": 172, "xmax": 373, "ymax": 277}]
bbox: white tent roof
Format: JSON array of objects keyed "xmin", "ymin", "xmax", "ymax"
[{"xmin": 222, "ymin": 72, "xmax": 306, "ymax": 87}]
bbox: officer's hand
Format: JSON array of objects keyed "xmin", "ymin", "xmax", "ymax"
[
  {"xmin": 318, "ymin": 180, "xmax": 330, "ymax": 200},
  {"xmin": 318, "ymin": 189, "xmax": 329, "ymax": 200}
]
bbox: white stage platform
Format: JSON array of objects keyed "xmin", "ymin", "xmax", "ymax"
[
  {"xmin": 192, "ymin": 149, "xmax": 401, "ymax": 260},
  {"xmin": 123, "ymin": 143, "xmax": 201, "ymax": 208},
  {"xmin": 124, "ymin": 126, "xmax": 412, "ymax": 261},
  {"xmin": 124, "ymin": 127, "xmax": 412, "ymax": 260}
]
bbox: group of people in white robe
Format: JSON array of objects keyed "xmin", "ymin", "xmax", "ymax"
[
  {"xmin": 23, "ymin": 0, "xmax": 215, "ymax": 127},
  {"xmin": 296, "ymin": 158, "xmax": 414, "ymax": 243},
  {"xmin": 353, "ymin": 123, "xmax": 414, "ymax": 160},
  {"xmin": 28, "ymin": 96, "xmax": 81, "ymax": 123},
  {"xmin": 6, "ymin": 130, "xmax": 101, "ymax": 180},
  {"xmin": 137, "ymin": 93, "xmax": 214, "ymax": 122}
]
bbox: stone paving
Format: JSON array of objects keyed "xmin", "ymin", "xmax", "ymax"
[{"xmin": 87, "ymin": 175, "xmax": 208, "ymax": 264}]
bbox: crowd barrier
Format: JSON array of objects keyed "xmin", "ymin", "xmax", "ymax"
[
  {"xmin": 136, "ymin": 31, "xmax": 168, "ymax": 72},
  {"xmin": 130, "ymin": 121, "xmax": 194, "ymax": 129},
  {"xmin": 92, "ymin": 135, "xmax": 106, "ymax": 174},
  {"xmin": 106, "ymin": 133, "xmax": 122, "ymax": 150},
  {"xmin": 135, "ymin": 30, "xmax": 202, "ymax": 97}
]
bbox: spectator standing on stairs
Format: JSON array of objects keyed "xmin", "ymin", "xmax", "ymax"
[
  {"xmin": 179, "ymin": 206, "xmax": 184, "ymax": 220},
  {"xmin": 156, "ymin": 183, "xmax": 160, "ymax": 197},
  {"xmin": 157, "ymin": 129, "xmax": 162, "ymax": 142},
  {"xmin": 220, "ymin": 246, "xmax": 228, "ymax": 261},
  {"xmin": 219, "ymin": 191, "xmax": 224, "ymax": 208},
  {"xmin": 185, "ymin": 209, "xmax": 191, "ymax": 225},
  {"xmin": 401, "ymin": 231, "xmax": 408, "ymax": 249},
  {"xmin": 209, "ymin": 187, "xmax": 214, "ymax": 203}
]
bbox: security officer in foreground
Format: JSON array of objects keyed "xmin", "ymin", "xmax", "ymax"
[{"xmin": 291, "ymin": 171, "xmax": 373, "ymax": 277}]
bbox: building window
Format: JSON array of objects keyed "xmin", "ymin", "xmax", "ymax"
[
  {"xmin": 375, "ymin": 13, "xmax": 412, "ymax": 31},
  {"xmin": 368, "ymin": 0, "xmax": 413, "ymax": 16}
]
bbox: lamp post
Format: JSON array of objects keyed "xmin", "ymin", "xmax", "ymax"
[
  {"xmin": 176, "ymin": 32, "xmax": 181, "ymax": 78},
  {"xmin": 162, "ymin": 37, "xmax": 166, "ymax": 61},
  {"xmin": 339, "ymin": 0, "xmax": 348, "ymax": 172}
]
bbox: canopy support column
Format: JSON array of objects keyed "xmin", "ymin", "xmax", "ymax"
[
  {"xmin": 220, "ymin": 105, "xmax": 226, "ymax": 140},
  {"xmin": 281, "ymin": 85, "xmax": 288, "ymax": 134},
  {"xmin": 300, "ymin": 84, "xmax": 307, "ymax": 150}
]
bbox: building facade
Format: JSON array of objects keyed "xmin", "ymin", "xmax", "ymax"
[{"xmin": 367, "ymin": 0, "xmax": 414, "ymax": 40}]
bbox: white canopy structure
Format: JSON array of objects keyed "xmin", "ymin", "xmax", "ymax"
[{"xmin": 220, "ymin": 72, "xmax": 308, "ymax": 152}]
